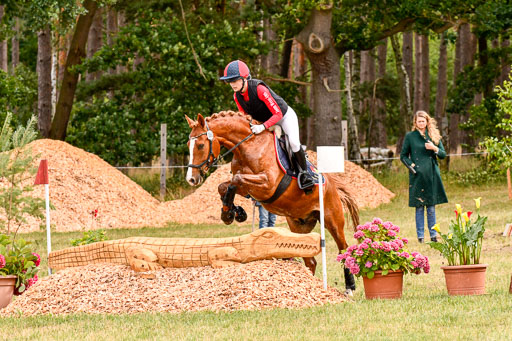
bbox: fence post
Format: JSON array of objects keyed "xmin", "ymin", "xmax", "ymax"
[
  {"xmin": 160, "ymin": 123, "xmax": 167, "ymax": 201},
  {"xmin": 341, "ymin": 120, "xmax": 348, "ymax": 161}
]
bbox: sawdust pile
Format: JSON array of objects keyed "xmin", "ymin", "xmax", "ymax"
[
  {"xmin": 17, "ymin": 139, "xmax": 169, "ymax": 232},
  {"xmin": 13, "ymin": 140, "xmax": 394, "ymax": 232},
  {"xmin": 0, "ymin": 260, "xmax": 346, "ymax": 316}
]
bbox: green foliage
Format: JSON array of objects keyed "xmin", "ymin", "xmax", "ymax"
[
  {"xmin": 0, "ymin": 113, "xmax": 45, "ymax": 236},
  {"xmin": 428, "ymin": 201, "xmax": 486, "ymax": 265},
  {"xmin": 70, "ymin": 230, "xmax": 107, "ymax": 246},
  {"xmin": 0, "ymin": 66, "xmax": 38, "ymax": 126},
  {"xmin": 69, "ymin": 2, "xmax": 268, "ymax": 165},
  {"xmin": 482, "ymin": 77, "xmax": 512, "ymax": 171},
  {"xmin": 0, "ymin": 234, "xmax": 40, "ymax": 294}
]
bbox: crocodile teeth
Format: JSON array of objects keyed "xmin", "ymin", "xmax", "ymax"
[{"xmin": 276, "ymin": 243, "xmax": 316, "ymax": 249}]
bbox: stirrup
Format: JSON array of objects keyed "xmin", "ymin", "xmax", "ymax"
[{"xmin": 298, "ymin": 172, "xmax": 315, "ymax": 190}]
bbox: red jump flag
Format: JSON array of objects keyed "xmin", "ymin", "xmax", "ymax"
[{"xmin": 34, "ymin": 159, "xmax": 49, "ymax": 185}]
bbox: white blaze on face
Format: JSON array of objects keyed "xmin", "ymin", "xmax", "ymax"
[{"xmin": 186, "ymin": 138, "xmax": 196, "ymax": 185}]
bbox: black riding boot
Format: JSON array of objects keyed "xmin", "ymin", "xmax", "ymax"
[{"xmin": 294, "ymin": 149, "xmax": 315, "ymax": 190}]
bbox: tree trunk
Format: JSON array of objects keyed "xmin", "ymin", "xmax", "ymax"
[
  {"xmin": 460, "ymin": 24, "xmax": 475, "ymax": 152},
  {"xmin": 0, "ymin": 6, "xmax": 8, "ymax": 72},
  {"xmin": 360, "ymin": 49, "xmax": 375, "ymax": 145},
  {"xmin": 435, "ymin": 32, "xmax": 448, "ymax": 136},
  {"xmin": 414, "ymin": 34, "xmax": 430, "ymax": 113},
  {"xmin": 449, "ymin": 26, "xmax": 463, "ymax": 155},
  {"xmin": 107, "ymin": 6, "xmax": 118, "ymax": 75},
  {"xmin": 345, "ymin": 51, "xmax": 361, "ymax": 162},
  {"xmin": 374, "ymin": 39, "xmax": 387, "ymax": 148},
  {"xmin": 50, "ymin": 0, "xmax": 98, "ymax": 140},
  {"xmin": 420, "ymin": 35, "xmax": 430, "ymax": 112},
  {"xmin": 296, "ymin": 8, "xmax": 342, "ymax": 147},
  {"xmin": 294, "ymin": 41, "xmax": 309, "ymax": 145},
  {"xmin": 11, "ymin": 17, "xmax": 20, "ymax": 72},
  {"xmin": 390, "ymin": 34, "xmax": 412, "ymax": 156},
  {"xmin": 403, "ymin": 31, "xmax": 414, "ymax": 108},
  {"xmin": 37, "ymin": 26, "xmax": 53, "ymax": 138},
  {"xmin": 86, "ymin": 7, "xmax": 103, "ymax": 81},
  {"xmin": 261, "ymin": 18, "xmax": 280, "ymax": 75}
]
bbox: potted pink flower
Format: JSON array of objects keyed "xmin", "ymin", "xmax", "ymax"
[{"xmin": 337, "ymin": 218, "xmax": 429, "ymax": 299}]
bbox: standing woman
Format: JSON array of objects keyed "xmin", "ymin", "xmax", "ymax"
[{"xmin": 400, "ymin": 111, "xmax": 448, "ymax": 243}]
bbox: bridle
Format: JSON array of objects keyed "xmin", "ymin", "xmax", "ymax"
[{"xmin": 187, "ymin": 119, "xmax": 254, "ymax": 176}]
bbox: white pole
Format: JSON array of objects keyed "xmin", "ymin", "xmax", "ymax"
[
  {"xmin": 318, "ymin": 172, "xmax": 327, "ymax": 290},
  {"xmin": 45, "ymin": 183, "xmax": 52, "ymax": 275}
]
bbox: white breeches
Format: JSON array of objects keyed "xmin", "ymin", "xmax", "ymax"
[{"xmin": 276, "ymin": 107, "xmax": 302, "ymax": 152}]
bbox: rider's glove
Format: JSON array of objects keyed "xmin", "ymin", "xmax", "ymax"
[{"xmin": 251, "ymin": 124, "xmax": 265, "ymax": 134}]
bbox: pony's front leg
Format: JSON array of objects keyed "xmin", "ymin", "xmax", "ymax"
[
  {"xmin": 217, "ymin": 181, "xmax": 248, "ymax": 225},
  {"xmin": 231, "ymin": 172, "xmax": 274, "ymax": 199}
]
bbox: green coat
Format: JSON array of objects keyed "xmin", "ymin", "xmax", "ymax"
[{"xmin": 400, "ymin": 130, "xmax": 448, "ymax": 207}]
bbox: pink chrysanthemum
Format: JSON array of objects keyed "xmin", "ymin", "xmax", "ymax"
[{"xmin": 0, "ymin": 254, "xmax": 5, "ymax": 268}]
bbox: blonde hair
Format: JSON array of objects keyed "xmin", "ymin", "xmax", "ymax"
[{"xmin": 412, "ymin": 111, "xmax": 442, "ymax": 145}]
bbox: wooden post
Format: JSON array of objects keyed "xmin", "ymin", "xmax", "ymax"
[
  {"xmin": 507, "ymin": 168, "xmax": 512, "ymax": 200},
  {"xmin": 160, "ymin": 124, "xmax": 167, "ymax": 201},
  {"xmin": 341, "ymin": 120, "xmax": 348, "ymax": 161}
]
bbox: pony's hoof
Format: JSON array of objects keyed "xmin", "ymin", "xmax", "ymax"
[
  {"xmin": 234, "ymin": 206, "xmax": 247, "ymax": 222},
  {"xmin": 344, "ymin": 289, "xmax": 354, "ymax": 297}
]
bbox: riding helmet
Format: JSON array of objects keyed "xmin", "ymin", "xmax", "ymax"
[{"xmin": 220, "ymin": 60, "xmax": 251, "ymax": 82}]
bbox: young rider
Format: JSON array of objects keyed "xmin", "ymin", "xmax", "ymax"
[{"xmin": 220, "ymin": 60, "xmax": 315, "ymax": 190}]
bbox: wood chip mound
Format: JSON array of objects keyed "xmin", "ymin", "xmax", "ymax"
[
  {"xmin": 14, "ymin": 140, "xmax": 394, "ymax": 232},
  {"xmin": 0, "ymin": 260, "xmax": 346, "ymax": 316}
]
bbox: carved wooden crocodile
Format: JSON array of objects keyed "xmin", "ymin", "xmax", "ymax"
[{"xmin": 49, "ymin": 228, "xmax": 321, "ymax": 272}]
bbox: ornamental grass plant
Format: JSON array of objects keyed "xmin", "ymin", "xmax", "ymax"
[
  {"xmin": 337, "ymin": 218, "xmax": 430, "ymax": 278},
  {"xmin": 428, "ymin": 198, "xmax": 487, "ymax": 266}
]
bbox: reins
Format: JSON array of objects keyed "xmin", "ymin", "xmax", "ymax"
[{"xmin": 187, "ymin": 119, "xmax": 254, "ymax": 175}]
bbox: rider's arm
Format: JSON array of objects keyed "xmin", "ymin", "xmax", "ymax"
[
  {"xmin": 257, "ymin": 85, "xmax": 283, "ymax": 128},
  {"xmin": 234, "ymin": 94, "xmax": 245, "ymax": 114}
]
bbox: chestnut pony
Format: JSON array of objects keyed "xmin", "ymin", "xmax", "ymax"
[{"xmin": 185, "ymin": 111, "xmax": 359, "ymax": 293}]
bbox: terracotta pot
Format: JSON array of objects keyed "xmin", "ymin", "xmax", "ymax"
[
  {"xmin": 440, "ymin": 264, "xmax": 488, "ymax": 296},
  {"xmin": 0, "ymin": 275, "xmax": 17, "ymax": 309},
  {"xmin": 362, "ymin": 270, "xmax": 403, "ymax": 299}
]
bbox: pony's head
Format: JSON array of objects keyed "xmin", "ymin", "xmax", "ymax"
[{"xmin": 185, "ymin": 114, "xmax": 221, "ymax": 186}]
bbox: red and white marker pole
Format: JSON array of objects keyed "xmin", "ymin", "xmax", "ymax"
[{"xmin": 34, "ymin": 159, "xmax": 52, "ymax": 275}]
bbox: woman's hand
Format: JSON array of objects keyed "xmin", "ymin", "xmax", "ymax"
[{"xmin": 425, "ymin": 141, "xmax": 439, "ymax": 153}]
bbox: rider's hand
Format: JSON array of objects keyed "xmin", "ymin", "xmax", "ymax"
[{"xmin": 251, "ymin": 124, "xmax": 265, "ymax": 134}]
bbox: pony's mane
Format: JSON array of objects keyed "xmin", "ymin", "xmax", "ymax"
[{"xmin": 205, "ymin": 111, "xmax": 254, "ymax": 123}]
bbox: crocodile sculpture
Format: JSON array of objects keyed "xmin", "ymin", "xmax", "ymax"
[{"xmin": 48, "ymin": 227, "xmax": 321, "ymax": 272}]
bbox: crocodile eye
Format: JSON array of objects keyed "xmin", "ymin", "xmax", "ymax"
[{"xmin": 197, "ymin": 144, "xmax": 205, "ymax": 150}]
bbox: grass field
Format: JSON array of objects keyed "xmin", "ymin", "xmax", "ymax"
[{"xmin": 2, "ymin": 160, "xmax": 512, "ymax": 340}]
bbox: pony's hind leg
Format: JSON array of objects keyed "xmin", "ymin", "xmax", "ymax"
[
  {"xmin": 285, "ymin": 215, "xmax": 318, "ymax": 274},
  {"xmin": 322, "ymin": 193, "xmax": 356, "ymax": 294}
]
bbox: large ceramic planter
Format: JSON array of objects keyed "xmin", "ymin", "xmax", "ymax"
[
  {"xmin": 0, "ymin": 275, "xmax": 17, "ymax": 308},
  {"xmin": 440, "ymin": 264, "xmax": 488, "ymax": 296},
  {"xmin": 362, "ymin": 270, "xmax": 403, "ymax": 299}
]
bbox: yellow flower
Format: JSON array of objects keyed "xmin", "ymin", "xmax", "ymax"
[
  {"xmin": 462, "ymin": 212, "xmax": 470, "ymax": 223},
  {"xmin": 455, "ymin": 204, "xmax": 462, "ymax": 215},
  {"xmin": 474, "ymin": 197, "xmax": 481, "ymax": 209},
  {"xmin": 433, "ymin": 223, "xmax": 441, "ymax": 233},
  {"xmin": 448, "ymin": 233, "xmax": 453, "ymax": 239}
]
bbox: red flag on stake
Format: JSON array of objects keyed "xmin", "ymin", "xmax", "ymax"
[{"xmin": 34, "ymin": 160, "xmax": 49, "ymax": 185}]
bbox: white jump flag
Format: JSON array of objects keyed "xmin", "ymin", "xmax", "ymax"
[
  {"xmin": 34, "ymin": 159, "xmax": 52, "ymax": 275},
  {"xmin": 316, "ymin": 146, "xmax": 345, "ymax": 290}
]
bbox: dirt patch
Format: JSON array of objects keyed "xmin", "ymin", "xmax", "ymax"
[
  {"xmin": 0, "ymin": 260, "xmax": 346, "ymax": 315},
  {"xmin": 12, "ymin": 140, "xmax": 394, "ymax": 232}
]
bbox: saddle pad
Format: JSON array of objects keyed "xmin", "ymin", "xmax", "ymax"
[{"xmin": 272, "ymin": 132, "xmax": 324, "ymax": 185}]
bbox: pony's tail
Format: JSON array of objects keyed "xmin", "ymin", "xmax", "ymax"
[{"xmin": 330, "ymin": 175, "xmax": 360, "ymax": 231}]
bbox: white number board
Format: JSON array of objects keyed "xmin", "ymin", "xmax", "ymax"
[{"xmin": 317, "ymin": 146, "xmax": 344, "ymax": 173}]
